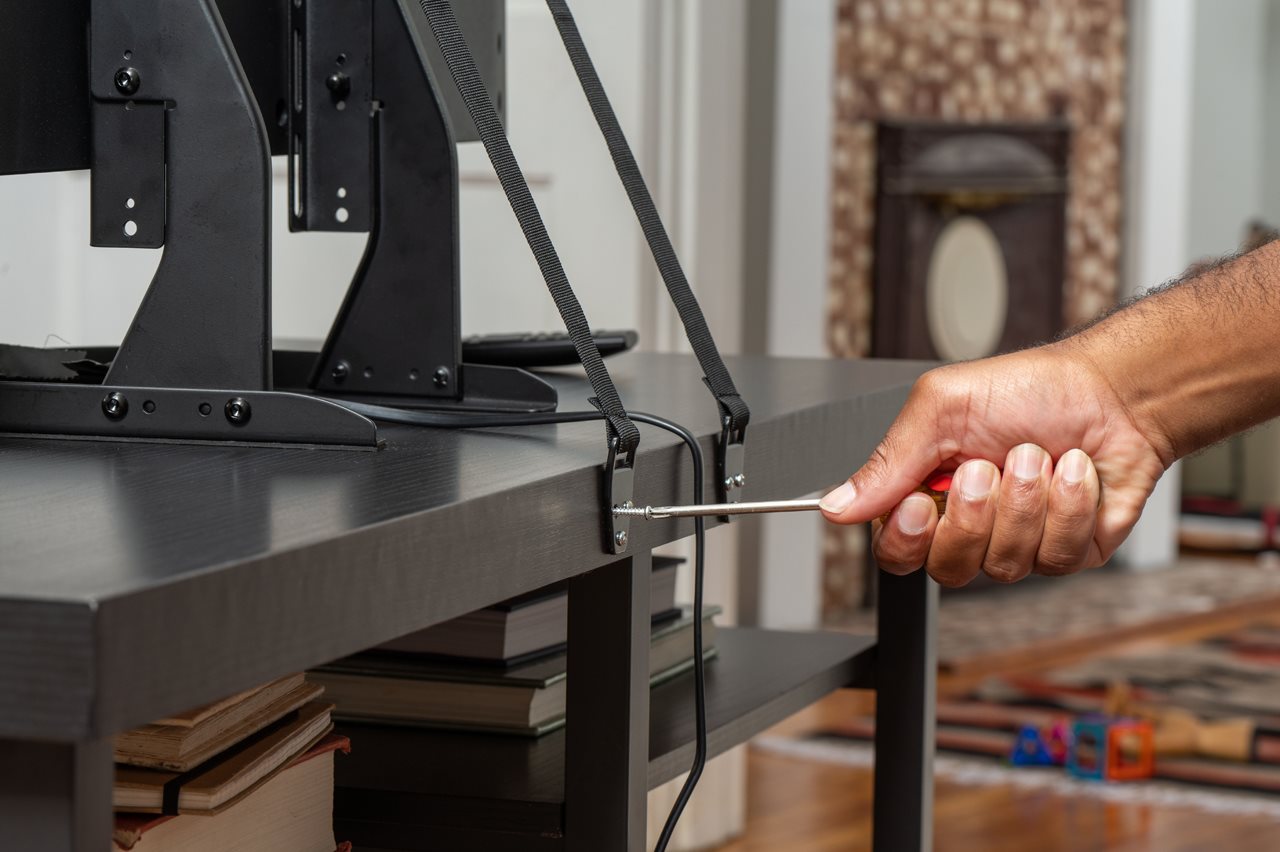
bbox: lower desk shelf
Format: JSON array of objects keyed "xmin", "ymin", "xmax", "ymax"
[{"xmin": 332, "ymin": 627, "xmax": 877, "ymax": 850}]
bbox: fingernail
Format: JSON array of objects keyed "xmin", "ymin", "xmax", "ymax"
[
  {"xmin": 1061, "ymin": 448, "xmax": 1089, "ymax": 485},
  {"xmin": 956, "ymin": 461, "xmax": 997, "ymax": 500},
  {"xmin": 1010, "ymin": 444, "xmax": 1043, "ymax": 481},
  {"xmin": 820, "ymin": 481, "xmax": 856, "ymax": 513},
  {"xmin": 897, "ymin": 495, "xmax": 933, "ymax": 535}
]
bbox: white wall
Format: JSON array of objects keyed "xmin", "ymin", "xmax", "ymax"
[
  {"xmin": 755, "ymin": 0, "xmax": 838, "ymax": 631},
  {"xmin": 1266, "ymin": 3, "xmax": 1280, "ymax": 223},
  {"xmin": 766, "ymin": 0, "xmax": 836, "ymax": 363},
  {"xmin": 0, "ymin": 171, "xmax": 160, "ymax": 348},
  {"xmin": 1186, "ymin": 0, "xmax": 1269, "ymax": 261},
  {"xmin": 456, "ymin": 0, "xmax": 650, "ymax": 338}
]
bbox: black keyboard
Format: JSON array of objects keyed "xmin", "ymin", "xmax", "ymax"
[{"xmin": 462, "ymin": 329, "xmax": 638, "ymax": 368}]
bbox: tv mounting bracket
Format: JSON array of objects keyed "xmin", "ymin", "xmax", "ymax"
[{"xmin": 0, "ymin": 0, "xmax": 553, "ymax": 449}]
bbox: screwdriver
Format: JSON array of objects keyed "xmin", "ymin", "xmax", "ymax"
[{"xmin": 614, "ymin": 473, "xmax": 952, "ymax": 521}]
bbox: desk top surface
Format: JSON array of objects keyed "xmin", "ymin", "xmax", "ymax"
[{"xmin": 0, "ymin": 353, "xmax": 926, "ymax": 739}]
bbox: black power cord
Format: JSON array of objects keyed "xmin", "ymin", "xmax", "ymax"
[{"xmin": 342, "ymin": 401, "xmax": 707, "ymax": 851}]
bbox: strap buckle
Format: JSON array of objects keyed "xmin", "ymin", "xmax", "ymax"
[
  {"xmin": 716, "ymin": 417, "xmax": 747, "ymax": 521},
  {"xmin": 604, "ymin": 436, "xmax": 636, "ymax": 554}
]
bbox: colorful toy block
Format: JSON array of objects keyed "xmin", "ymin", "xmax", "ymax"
[
  {"xmin": 1067, "ymin": 717, "xmax": 1154, "ymax": 781},
  {"xmin": 1043, "ymin": 720, "xmax": 1071, "ymax": 764},
  {"xmin": 1010, "ymin": 724, "xmax": 1055, "ymax": 766},
  {"xmin": 1009, "ymin": 720, "xmax": 1072, "ymax": 766}
]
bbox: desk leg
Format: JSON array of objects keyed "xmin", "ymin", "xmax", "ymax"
[
  {"xmin": 0, "ymin": 736, "xmax": 112, "ymax": 851},
  {"xmin": 872, "ymin": 569, "xmax": 937, "ymax": 852},
  {"xmin": 564, "ymin": 550, "xmax": 652, "ymax": 852}
]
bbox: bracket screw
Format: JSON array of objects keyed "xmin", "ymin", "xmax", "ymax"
[
  {"xmin": 224, "ymin": 397, "xmax": 252, "ymax": 426},
  {"xmin": 614, "ymin": 529, "xmax": 629, "ymax": 550},
  {"xmin": 114, "ymin": 67, "xmax": 141, "ymax": 96},
  {"xmin": 331, "ymin": 360, "xmax": 350, "ymax": 383},
  {"xmin": 433, "ymin": 367, "xmax": 451, "ymax": 389},
  {"xmin": 724, "ymin": 476, "xmax": 736, "ymax": 491},
  {"xmin": 734, "ymin": 474, "xmax": 747, "ymax": 488},
  {"xmin": 102, "ymin": 392, "xmax": 128, "ymax": 420},
  {"xmin": 326, "ymin": 72, "xmax": 351, "ymax": 98}
]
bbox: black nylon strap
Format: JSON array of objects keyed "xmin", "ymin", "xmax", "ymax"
[
  {"xmin": 544, "ymin": 0, "xmax": 750, "ymax": 435},
  {"xmin": 417, "ymin": 0, "xmax": 640, "ymax": 456}
]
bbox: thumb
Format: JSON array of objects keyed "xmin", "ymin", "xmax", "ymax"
[{"xmin": 820, "ymin": 411, "xmax": 943, "ymax": 525}]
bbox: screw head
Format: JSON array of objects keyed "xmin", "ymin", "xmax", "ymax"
[
  {"xmin": 614, "ymin": 529, "xmax": 629, "ymax": 550},
  {"xmin": 331, "ymin": 360, "xmax": 350, "ymax": 383},
  {"xmin": 734, "ymin": 473, "xmax": 747, "ymax": 488},
  {"xmin": 433, "ymin": 367, "xmax": 451, "ymax": 389},
  {"xmin": 326, "ymin": 72, "xmax": 351, "ymax": 98},
  {"xmin": 114, "ymin": 67, "xmax": 141, "ymax": 96},
  {"xmin": 724, "ymin": 476, "xmax": 736, "ymax": 491},
  {"xmin": 102, "ymin": 392, "xmax": 128, "ymax": 420},
  {"xmin": 224, "ymin": 397, "xmax": 252, "ymax": 426}
]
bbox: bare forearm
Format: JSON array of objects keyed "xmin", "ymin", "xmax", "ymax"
[{"xmin": 1067, "ymin": 240, "xmax": 1280, "ymax": 464}]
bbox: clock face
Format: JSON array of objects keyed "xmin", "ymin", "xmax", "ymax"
[{"xmin": 925, "ymin": 216, "xmax": 1009, "ymax": 361}]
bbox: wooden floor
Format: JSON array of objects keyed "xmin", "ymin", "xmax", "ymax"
[
  {"xmin": 718, "ymin": 736, "xmax": 1280, "ymax": 851},
  {"xmin": 715, "ymin": 598, "xmax": 1280, "ymax": 851}
]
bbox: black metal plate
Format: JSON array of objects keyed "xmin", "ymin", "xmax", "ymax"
[
  {"xmin": 90, "ymin": 102, "xmax": 165, "ymax": 248},
  {"xmin": 289, "ymin": 0, "xmax": 374, "ymax": 232},
  {"xmin": 0, "ymin": 382, "xmax": 379, "ymax": 447}
]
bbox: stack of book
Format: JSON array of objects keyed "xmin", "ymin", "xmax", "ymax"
[
  {"xmin": 310, "ymin": 556, "xmax": 718, "ymax": 735},
  {"xmin": 111, "ymin": 673, "xmax": 349, "ymax": 852}
]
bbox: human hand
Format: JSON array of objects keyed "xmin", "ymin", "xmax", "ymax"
[{"xmin": 819, "ymin": 341, "xmax": 1172, "ymax": 586}]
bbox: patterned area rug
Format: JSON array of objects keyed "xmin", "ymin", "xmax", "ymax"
[
  {"xmin": 838, "ymin": 558, "xmax": 1280, "ymax": 672},
  {"xmin": 783, "ymin": 621, "xmax": 1280, "ymax": 797}
]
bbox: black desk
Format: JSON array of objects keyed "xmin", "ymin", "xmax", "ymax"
[{"xmin": 0, "ymin": 353, "xmax": 937, "ymax": 851}]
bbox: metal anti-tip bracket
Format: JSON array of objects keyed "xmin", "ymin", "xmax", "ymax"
[
  {"xmin": 715, "ymin": 419, "xmax": 747, "ymax": 521},
  {"xmin": 604, "ymin": 437, "xmax": 636, "ymax": 554}
]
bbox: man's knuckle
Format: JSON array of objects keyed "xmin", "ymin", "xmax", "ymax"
[
  {"xmin": 875, "ymin": 532, "xmax": 926, "ymax": 567},
  {"xmin": 982, "ymin": 555, "xmax": 1028, "ymax": 583},
  {"xmin": 996, "ymin": 499, "xmax": 1043, "ymax": 529},
  {"xmin": 867, "ymin": 443, "xmax": 893, "ymax": 473},
  {"xmin": 1006, "ymin": 475, "xmax": 1047, "ymax": 501},
  {"xmin": 876, "ymin": 544, "xmax": 925, "ymax": 570},
  {"xmin": 1035, "ymin": 547, "xmax": 1082, "ymax": 576},
  {"xmin": 927, "ymin": 562, "xmax": 976, "ymax": 589},
  {"xmin": 913, "ymin": 370, "xmax": 945, "ymax": 397}
]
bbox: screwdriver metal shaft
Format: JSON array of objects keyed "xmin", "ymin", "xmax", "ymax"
[
  {"xmin": 614, "ymin": 479, "xmax": 952, "ymax": 521},
  {"xmin": 613, "ymin": 499, "xmax": 825, "ymax": 520}
]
